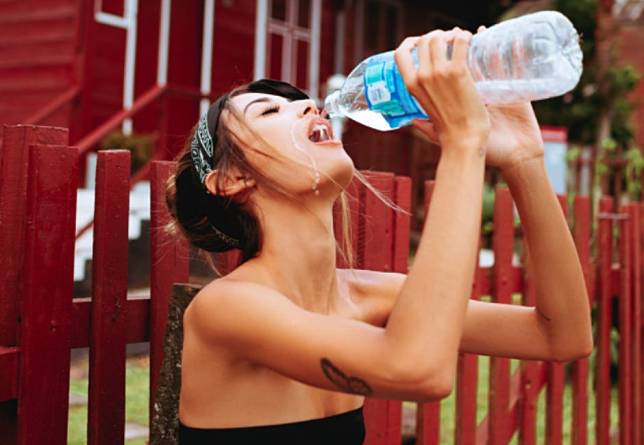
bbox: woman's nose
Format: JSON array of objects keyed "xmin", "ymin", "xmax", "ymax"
[{"xmin": 296, "ymin": 100, "xmax": 320, "ymax": 118}]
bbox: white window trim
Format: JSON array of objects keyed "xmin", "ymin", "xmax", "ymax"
[
  {"xmin": 157, "ymin": 0, "xmax": 171, "ymax": 87},
  {"xmin": 200, "ymin": 0, "xmax": 216, "ymax": 115},
  {"xmin": 254, "ymin": 0, "xmax": 268, "ymax": 80}
]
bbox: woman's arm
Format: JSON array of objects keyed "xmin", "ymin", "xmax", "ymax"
[
  {"xmin": 502, "ymin": 157, "xmax": 593, "ymax": 359},
  {"xmin": 356, "ymin": 157, "xmax": 593, "ymax": 363}
]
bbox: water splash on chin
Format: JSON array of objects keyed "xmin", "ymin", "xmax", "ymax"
[{"xmin": 289, "ymin": 121, "xmax": 321, "ymax": 195}]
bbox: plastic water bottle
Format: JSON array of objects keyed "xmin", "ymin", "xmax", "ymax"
[{"xmin": 324, "ymin": 10, "xmax": 583, "ymax": 131}]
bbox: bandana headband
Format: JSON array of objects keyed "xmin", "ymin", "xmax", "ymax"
[
  {"xmin": 190, "ymin": 112, "xmax": 214, "ymax": 185},
  {"xmin": 189, "ymin": 109, "xmax": 241, "ymax": 249}
]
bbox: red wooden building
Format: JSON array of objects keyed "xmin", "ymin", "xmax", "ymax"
[{"xmin": 0, "ymin": 0, "xmax": 509, "ymax": 214}]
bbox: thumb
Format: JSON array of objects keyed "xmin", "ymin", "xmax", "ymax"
[{"xmin": 411, "ymin": 119, "xmax": 439, "ymax": 144}]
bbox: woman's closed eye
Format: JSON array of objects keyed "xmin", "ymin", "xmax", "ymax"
[{"xmin": 260, "ymin": 105, "xmax": 280, "ymax": 116}]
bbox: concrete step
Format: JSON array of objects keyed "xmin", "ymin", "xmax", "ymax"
[{"xmin": 74, "ymin": 181, "xmax": 151, "ymax": 290}]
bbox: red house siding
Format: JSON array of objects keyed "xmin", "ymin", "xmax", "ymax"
[
  {"xmin": 77, "ymin": 0, "xmax": 127, "ymax": 138},
  {"xmin": 132, "ymin": 0, "xmax": 162, "ymax": 136}
]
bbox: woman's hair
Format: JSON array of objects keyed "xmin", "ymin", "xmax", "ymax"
[{"xmin": 164, "ymin": 79, "xmax": 409, "ymax": 276}]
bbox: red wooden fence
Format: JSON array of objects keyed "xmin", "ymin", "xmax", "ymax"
[{"xmin": 0, "ymin": 124, "xmax": 642, "ymax": 444}]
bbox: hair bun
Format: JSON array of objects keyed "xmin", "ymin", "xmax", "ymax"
[{"xmin": 167, "ymin": 150, "xmax": 260, "ymax": 258}]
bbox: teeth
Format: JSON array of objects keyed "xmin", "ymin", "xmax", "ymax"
[{"xmin": 309, "ymin": 124, "xmax": 330, "ymax": 142}]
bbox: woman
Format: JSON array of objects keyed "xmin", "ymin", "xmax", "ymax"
[{"xmin": 165, "ymin": 27, "xmax": 593, "ymax": 444}]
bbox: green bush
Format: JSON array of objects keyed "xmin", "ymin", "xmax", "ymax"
[{"xmin": 100, "ymin": 131, "xmax": 158, "ymax": 174}]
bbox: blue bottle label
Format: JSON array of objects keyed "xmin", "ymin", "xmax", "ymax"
[{"xmin": 363, "ymin": 51, "xmax": 428, "ymax": 128}]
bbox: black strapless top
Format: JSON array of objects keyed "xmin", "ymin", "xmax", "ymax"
[{"xmin": 178, "ymin": 406, "xmax": 365, "ymax": 445}]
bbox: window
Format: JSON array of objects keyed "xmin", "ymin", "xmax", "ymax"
[{"xmin": 267, "ymin": 0, "xmax": 314, "ymax": 93}]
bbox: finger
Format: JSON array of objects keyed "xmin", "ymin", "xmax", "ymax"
[
  {"xmin": 414, "ymin": 32, "xmax": 440, "ymax": 116},
  {"xmin": 451, "ymin": 29, "xmax": 473, "ymax": 69},
  {"xmin": 417, "ymin": 31, "xmax": 432, "ymax": 78},
  {"xmin": 511, "ymin": 37, "xmax": 525, "ymax": 79},
  {"xmin": 428, "ymin": 30, "xmax": 449, "ymax": 69},
  {"xmin": 477, "ymin": 25, "xmax": 487, "ymax": 33},
  {"xmin": 419, "ymin": 29, "xmax": 443, "ymax": 67},
  {"xmin": 447, "ymin": 26, "xmax": 462, "ymax": 60},
  {"xmin": 485, "ymin": 36, "xmax": 504, "ymax": 79},
  {"xmin": 394, "ymin": 36, "xmax": 421, "ymax": 87},
  {"xmin": 395, "ymin": 36, "xmax": 436, "ymax": 115}
]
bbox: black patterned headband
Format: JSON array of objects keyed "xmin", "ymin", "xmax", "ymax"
[
  {"xmin": 190, "ymin": 106, "xmax": 241, "ymax": 249},
  {"xmin": 190, "ymin": 112, "xmax": 214, "ymax": 185}
]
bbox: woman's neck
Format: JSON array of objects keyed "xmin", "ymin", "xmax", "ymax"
[{"xmin": 249, "ymin": 196, "xmax": 341, "ymax": 313}]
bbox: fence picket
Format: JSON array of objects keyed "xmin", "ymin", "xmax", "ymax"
[
  {"xmin": 628, "ymin": 203, "xmax": 641, "ymax": 445},
  {"xmin": 571, "ymin": 195, "xmax": 592, "ymax": 445},
  {"xmin": 0, "ymin": 125, "xmax": 69, "ymax": 444},
  {"xmin": 618, "ymin": 202, "xmax": 633, "ymax": 445},
  {"xmin": 361, "ymin": 172, "xmax": 402, "ymax": 445},
  {"xmin": 488, "ymin": 186, "xmax": 514, "ymax": 445},
  {"xmin": 149, "ymin": 161, "xmax": 190, "ymax": 423},
  {"xmin": 18, "ymin": 143, "xmax": 78, "ymax": 445},
  {"xmin": 392, "ymin": 176, "xmax": 411, "ymax": 275},
  {"xmin": 596, "ymin": 196, "xmax": 614, "ymax": 445},
  {"xmin": 0, "ymin": 125, "xmax": 70, "ymax": 346},
  {"xmin": 87, "ymin": 150, "xmax": 130, "ymax": 445}
]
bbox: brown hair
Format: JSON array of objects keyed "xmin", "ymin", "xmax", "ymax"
[{"xmin": 164, "ymin": 79, "xmax": 409, "ymax": 276}]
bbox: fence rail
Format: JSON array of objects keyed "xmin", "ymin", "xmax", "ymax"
[{"xmin": 0, "ymin": 124, "xmax": 642, "ymax": 444}]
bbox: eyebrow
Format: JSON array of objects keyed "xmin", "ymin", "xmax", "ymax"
[{"xmin": 243, "ymin": 97, "xmax": 273, "ymax": 115}]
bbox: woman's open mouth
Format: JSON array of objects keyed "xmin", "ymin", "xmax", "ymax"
[{"xmin": 307, "ymin": 117, "xmax": 339, "ymax": 144}]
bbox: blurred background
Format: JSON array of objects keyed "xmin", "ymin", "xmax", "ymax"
[{"xmin": 0, "ymin": 2, "xmax": 641, "ymax": 442}]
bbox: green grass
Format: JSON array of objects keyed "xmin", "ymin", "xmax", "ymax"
[{"xmin": 67, "ymin": 356, "xmax": 150, "ymax": 445}]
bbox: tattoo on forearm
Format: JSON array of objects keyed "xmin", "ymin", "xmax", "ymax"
[
  {"xmin": 536, "ymin": 306, "xmax": 552, "ymax": 322},
  {"xmin": 320, "ymin": 358, "xmax": 373, "ymax": 396}
]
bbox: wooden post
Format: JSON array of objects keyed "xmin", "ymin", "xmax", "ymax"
[
  {"xmin": 596, "ymin": 197, "xmax": 614, "ymax": 445},
  {"xmin": 149, "ymin": 161, "xmax": 190, "ymax": 424},
  {"xmin": 488, "ymin": 186, "xmax": 514, "ymax": 445},
  {"xmin": 571, "ymin": 195, "xmax": 592, "ymax": 445},
  {"xmin": 18, "ymin": 143, "xmax": 78, "ymax": 444},
  {"xmin": 618, "ymin": 203, "xmax": 632, "ymax": 445},
  {"xmin": 0, "ymin": 125, "xmax": 69, "ymax": 445},
  {"xmin": 361, "ymin": 172, "xmax": 403, "ymax": 445},
  {"xmin": 87, "ymin": 150, "xmax": 131, "ymax": 445}
]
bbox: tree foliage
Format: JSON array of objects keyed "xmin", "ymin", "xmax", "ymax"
[{"xmin": 531, "ymin": 0, "xmax": 641, "ymax": 149}]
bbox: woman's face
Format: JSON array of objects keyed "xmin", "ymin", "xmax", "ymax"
[{"xmin": 226, "ymin": 92, "xmax": 355, "ymax": 197}]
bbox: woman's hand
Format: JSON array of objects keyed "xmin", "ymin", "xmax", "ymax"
[
  {"xmin": 411, "ymin": 26, "xmax": 545, "ymax": 172},
  {"xmin": 473, "ymin": 25, "xmax": 544, "ymax": 172},
  {"xmin": 395, "ymin": 28, "xmax": 490, "ymax": 158},
  {"xmin": 480, "ymin": 102, "xmax": 545, "ymax": 172}
]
